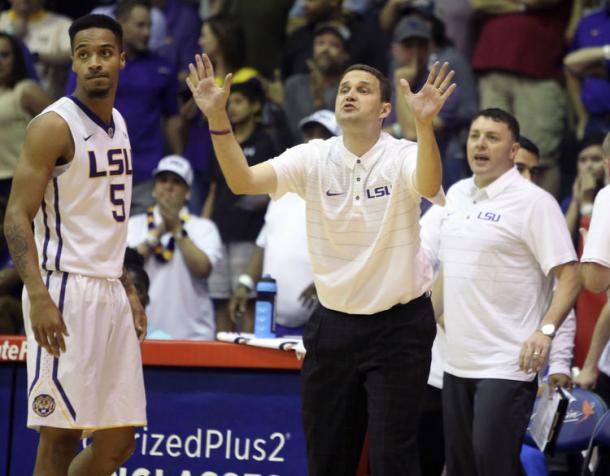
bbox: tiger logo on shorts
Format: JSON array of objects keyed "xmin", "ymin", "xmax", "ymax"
[{"xmin": 33, "ymin": 394, "xmax": 56, "ymax": 417}]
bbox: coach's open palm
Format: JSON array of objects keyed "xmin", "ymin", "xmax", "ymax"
[
  {"xmin": 30, "ymin": 293, "xmax": 69, "ymax": 357},
  {"xmin": 399, "ymin": 61, "xmax": 456, "ymax": 127},
  {"xmin": 186, "ymin": 54, "xmax": 233, "ymax": 118}
]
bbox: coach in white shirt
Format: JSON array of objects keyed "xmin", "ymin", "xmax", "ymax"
[
  {"xmin": 187, "ymin": 52, "xmax": 456, "ymax": 475},
  {"xmin": 420, "ymin": 109, "xmax": 580, "ymax": 476}
]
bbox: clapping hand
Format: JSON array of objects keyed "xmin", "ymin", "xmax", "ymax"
[
  {"xmin": 398, "ymin": 61, "xmax": 456, "ymax": 127},
  {"xmin": 157, "ymin": 191, "xmax": 182, "ymax": 233}
]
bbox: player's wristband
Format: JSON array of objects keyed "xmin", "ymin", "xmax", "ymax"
[
  {"xmin": 237, "ymin": 274, "xmax": 255, "ymax": 291},
  {"xmin": 209, "ymin": 128, "xmax": 232, "ymax": 136}
]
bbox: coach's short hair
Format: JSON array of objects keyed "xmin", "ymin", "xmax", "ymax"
[
  {"xmin": 69, "ymin": 14, "xmax": 123, "ymax": 51},
  {"xmin": 341, "ymin": 64, "xmax": 391, "ymax": 103},
  {"xmin": 471, "ymin": 108, "xmax": 520, "ymax": 141}
]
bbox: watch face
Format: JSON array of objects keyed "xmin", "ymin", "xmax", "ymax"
[{"xmin": 541, "ymin": 324, "xmax": 555, "ymax": 336}]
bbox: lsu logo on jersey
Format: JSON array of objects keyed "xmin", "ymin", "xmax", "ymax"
[
  {"xmin": 366, "ymin": 185, "xmax": 392, "ymax": 199},
  {"xmin": 88, "ymin": 148, "xmax": 132, "ymax": 222},
  {"xmin": 88, "ymin": 148, "xmax": 133, "ymax": 178},
  {"xmin": 33, "ymin": 394, "xmax": 56, "ymax": 417}
]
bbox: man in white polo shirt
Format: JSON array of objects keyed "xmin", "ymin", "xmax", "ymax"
[
  {"xmin": 187, "ymin": 52, "xmax": 456, "ymax": 475},
  {"xmin": 420, "ymin": 108, "xmax": 580, "ymax": 476}
]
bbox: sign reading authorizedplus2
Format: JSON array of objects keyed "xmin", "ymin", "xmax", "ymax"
[
  {"xmin": 2, "ymin": 341, "xmax": 307, "ymax": 475},
  {"xmin": 111, "ymin": 426, "xmax": 288, "ymax": 475},
  {"xmin": 111, "ymin": 368, "xmax": 307, "ymax": 475}
]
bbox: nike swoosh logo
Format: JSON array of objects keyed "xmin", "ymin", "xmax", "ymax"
[
  {"xmin": 83, "ymin": 134, "xmax": 94, "ymax": 141},
  {"xmin": 326, "ymin": 190, "xmax": 345, "ymax": 196}
]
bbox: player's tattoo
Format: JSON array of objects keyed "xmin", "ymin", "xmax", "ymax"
[{"xmin": 5, "ymin": 223, "xmax": 31, "ymax": 277}]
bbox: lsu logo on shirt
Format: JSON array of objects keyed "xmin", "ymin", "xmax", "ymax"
[
  {"xmin": 366, "ymin": 185, "xmax": 392, "ymax": 199},
  {"xmin": 477, "ymin": 211, "xmax": 501, "ymax": 222}
]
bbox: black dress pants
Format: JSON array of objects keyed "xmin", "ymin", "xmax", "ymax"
[
  {"xmin": 301, "ymin": 295, "xmax": 436, "ymax": 476},
  {"xmin": 442, "ymin": 373, "xmax": 537, "ymax": 476}
]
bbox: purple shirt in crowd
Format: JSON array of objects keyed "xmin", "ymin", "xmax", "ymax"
[{"xmin": 571, "ymin": 8, "xmax": 610, "ymax": 115}]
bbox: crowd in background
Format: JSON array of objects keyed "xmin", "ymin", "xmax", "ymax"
[
  {"xmin": 0, "ymin": 0, "xmax": 610, "ymax": 458},
  {"xmin": 1, "ymin": 1, "xmax": 610, "ymax": 471}
]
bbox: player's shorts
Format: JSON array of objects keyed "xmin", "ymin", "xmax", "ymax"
[
  {"xmin": 208, "ymin": 241, "xmax": 256, "ymax": 299},
  {"xmin": 23, "ymin": 270, "xmax": 147, "ymax": 436}
]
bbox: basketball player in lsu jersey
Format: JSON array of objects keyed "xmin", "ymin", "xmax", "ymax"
[{"xmin": 3, "ymin": 14, "xmax": 146, "ymax": 475}]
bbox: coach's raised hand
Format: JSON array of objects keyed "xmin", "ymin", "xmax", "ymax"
[
  {"xmin": 186, "ymin": 54, "xmax": 233, "ymax": 121},
  {"xmin": 399, "ymin": 61, "xmax": 456, "ymax": 127}
]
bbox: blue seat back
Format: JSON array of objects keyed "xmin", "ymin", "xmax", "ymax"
[{"xmin": 525, "ymin": 387, "xmax": 608, "ymax": 452}]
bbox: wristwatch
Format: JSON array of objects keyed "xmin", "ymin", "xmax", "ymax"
[{"xmin": 538, "ymin": 323, "xmax": 556, "ymax": 338}]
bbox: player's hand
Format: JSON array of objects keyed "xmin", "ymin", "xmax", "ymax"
[
  {"xmin": 29, "ymin": 293, "xmax": 69, "ymax": 357},
  {"xmin": 574, "ymin": 365, "xmax": 598, "ymax": 389},
  {"xmin": 228, "ymin": 284, "xmax": 249, "ymax": 324},
  {"xmin": 186, "ymin": 54, "xmax": 232, "ymax": 119},
  {"xmin": 132, "ymin": 302, "xmax": 147, "ymax": 342},
  {"xmin": 121, "ymin": 269, "xmax": 148, "ymax": 342},
  {"xmin": 398, "ymin": 61, "xmax": 456, "ymax": 128},
  {"xmin": 298, "ymin": 282, "xmax": 318, "ymax": 310},
  {"xmin": 548, "ymin": 373, "xmax": 572, "ymax": 390},
  {"xmin": 519, "ymin": 331, "xmax": 552, "ymax": 373},
  {"xmin": 127, "ymin": 284, "xmax": 147, "ymax": 342}
]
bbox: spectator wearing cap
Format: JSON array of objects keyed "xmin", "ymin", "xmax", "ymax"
[
  {"xmin": 390, "ymin": 15, "xmax": 466, "ymax": 189},
  {"xmin": 279, "ymin": 0, "xmax": 387, "ymax": 79},
  {"xmin": 127, "ymin": 155, "xmax": 222, "ymax": 340},
  {"xmin": 299, "ymin": 109, "xmax": 342, "ymax": 139},
  {"xmin": 203, "ymin": 80, "xmax": 277, "ymax": 332},
  {"xmin": 228, "ymin": 110, "xmax": 341, "ymax": 336},
  {"xmin": 280, "ymin": 22, "xmax": 350, "ymax": 144}
]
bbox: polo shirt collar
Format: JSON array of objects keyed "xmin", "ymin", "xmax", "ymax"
[
  {"xmin": 470, "ymin": 167, "xmax": 521, "ymax": 200},
  {"xmin": 339, "ymin": 132, "xmax": 388, "ymax": 171}
]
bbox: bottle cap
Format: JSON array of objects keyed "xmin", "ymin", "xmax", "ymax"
[{"xmin": 256, "ymin": 276, "xmax": 277, "ymax": 293}]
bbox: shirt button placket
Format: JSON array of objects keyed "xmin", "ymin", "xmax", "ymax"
[{"xmin": 354, "ymin": 159, "xmax": 363, "ymax": 204}]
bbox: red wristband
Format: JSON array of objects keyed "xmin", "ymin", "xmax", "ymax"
[{"xmin": 209, "ymin": 128, "xmax": 232, "ymax": 136}]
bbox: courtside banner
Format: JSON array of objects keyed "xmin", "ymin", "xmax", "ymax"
[
  {"xmin": 0, "ymin": 365, "xmax": 14, "ymax": 474},
  {"xmin": 2, "ymin": 338, "xmax": 307, "ymax": 476}
]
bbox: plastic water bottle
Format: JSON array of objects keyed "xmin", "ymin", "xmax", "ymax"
[{"xmin": 254, "ymin": 275, "xmax": 277, "ymax": 338}]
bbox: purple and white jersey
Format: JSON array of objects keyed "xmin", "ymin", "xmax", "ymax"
[{"xmin": 32, "ymin": 96, "xmax": 132, "ymax": 279}]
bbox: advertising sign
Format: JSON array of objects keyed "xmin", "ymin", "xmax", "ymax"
[{"xmin": 7, "ymin": 366, "xmax": 307, "ymax": 476}]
